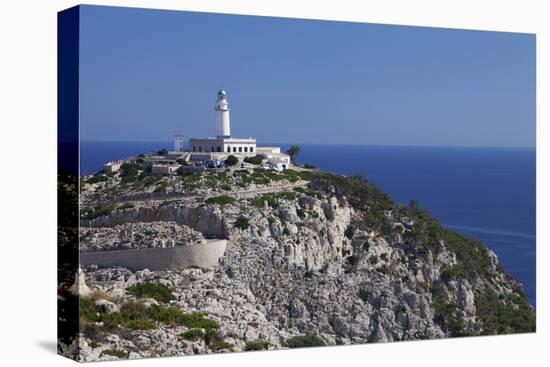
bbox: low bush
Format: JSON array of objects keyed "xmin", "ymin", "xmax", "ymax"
[
  {"xmin": 127, "ymin": 281, "xmax": 175, "ymax": 303},
  {"xmin": 210, "ymin": 340, "xmax": 235, "ymax": 352},
  {"xmin": 125, "ymin": 319, "xmax": 156, "ymax": 331},
  {"xmin": 244, "ymin": 155, "xmax": 264, "ymax": 165},
  {"xmin": 87, "ymin": 174, "xmax": 109, "ymax": 184},
  {"xmin": 179, "ymin": 329, "xmax": 203, "ymax": 341},
  {"xmin": 251, "ymin": 193, "xmax": 278, "ymax": 208},
  {"xmin": 224, "ymin": 155, "xmax": 239, "ymax": 166},
  {"xmin": 278, "ymin": 191, "xmax": 296, "ymax": 201},
  {"xmin": 286, "ymin": 335, "xmax": 326, "ymax": 348},
  {"xmin": 101, "ymin": 349, "xmax": 129, "ymax": 359},
  {"xmin": 245, "ymin": 341, "xmax": 269, "ymax": 351},
  {"xmin": 358, "ymin": 288, "xmax": 369, "ymax": 302},
  {"xmin": 475, "ymin": 288, "xmax": 535, "ymax": 335},
  {"xmin": 178, "ymin": 311, "xmax": 219, "ymax": 330},
  {"xmin": 120, "ymin": 162, "xmax": 140, "ymax": 183},
  {"xmin": 82, "ymin": 205, "xmax": 115, "ymax": 219},
  {"xmin": 234, "ymin": 216, "xmax": 250, "ymax": 230}
]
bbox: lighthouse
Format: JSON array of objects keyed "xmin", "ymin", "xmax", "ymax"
[
  {"xmin": 215, "ymin": 88, "xmax": 231, "ymax": 138},
  {"xmin": 188, "ymin": 88, "xmax": 257, "ymax": 156}
]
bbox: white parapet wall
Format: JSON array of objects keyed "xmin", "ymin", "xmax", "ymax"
[{"xmin": 80, "ymin": 239, "xmax": 227, "ymax": 271}]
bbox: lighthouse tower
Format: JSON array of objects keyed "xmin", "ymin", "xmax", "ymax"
[{"xmin": 215, "ymin": 88, "xmax": 231, "ymax": 138}]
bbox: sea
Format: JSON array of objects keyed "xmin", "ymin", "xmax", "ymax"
[{"xmin": 80, "ymin": 141, "xmax": 536, "ymax": 307}]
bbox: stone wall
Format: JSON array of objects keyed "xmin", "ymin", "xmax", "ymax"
[{"xmin": 80, "ymin": 239, "xmax": 227, "ymax": 271}]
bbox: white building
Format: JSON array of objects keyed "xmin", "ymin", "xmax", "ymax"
[
  {"xmin": 103, "ymin": 160, "xmax": 123, "ymax": 173},
  {"xmin": 172, "ymin": 88, "xmax": 289, "ymax": 170},
  {"xmin": 215, "ymin": 89, "xmax": 231, "ymax": 138},
  {"xmin": 173, "ymin": 134, "xmax": 184, "ymax": 152},
  {"xmin": 184, "ymin": 89, "xmax": 257, "ymax": 157}
]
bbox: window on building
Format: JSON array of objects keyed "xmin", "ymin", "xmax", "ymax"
[
  {"xmin": 199, "ymin": 146, "xmax": 202, "ymax": 152},
  {"xmin": 193, "ymin": 146, "xmax": 196, "ymax": 152},
  {"xmin": 227, "ymin": 146, "xmax": 231, "ymax": 152},
  {"xmin": 250, "ymin": 147, "xmax": 254, "ymax": 153},
  {"xmin": 217, "ymin": 147, "xmax": 221, "ymax": 152},
  {"xmin": 238, "ymin": 147, "xmax": 242, "ymax": 152},
  {"xmin": 244, "ymin": 147, "xmax": 248, "ymax": 152},
  {"xmin": 233, "ymin": 147, "xmax": 236, "ymax": 152}
]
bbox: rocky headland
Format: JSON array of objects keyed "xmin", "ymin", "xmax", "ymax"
[{"xmin": 58, "ymin": 161, "xmax": 535, "ymax": 361}]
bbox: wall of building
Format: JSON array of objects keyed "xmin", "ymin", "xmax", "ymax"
[
  {"xmin": 173, "ymin": 136, "xmax": 184, "ymax": 152},
  {"xmin": 151, "ymin": 164, "xmax": 179, "ymax": 175},
  {"xmin": 189, "ymin": 138, "xmax": 224, "ymax": 153},
  {"xmin": 80, "ymin": 239, "xmax": 227, "ymax": 271},
  {"xmin": 223, "ymin": 143, "xmax": 256, "ymax": 155},
  {"xmin": 103, "ymin": 161, "xmax": 123, "ymax": 173}
]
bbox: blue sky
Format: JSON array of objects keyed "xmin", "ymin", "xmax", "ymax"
[{"xmin": 79, "ymin": 5, "xmax": 535, "ymax": 147}]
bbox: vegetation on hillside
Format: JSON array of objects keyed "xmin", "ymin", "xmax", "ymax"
[
  {"xmin": 127, "ymin": 281, "xmax": 175, "ymax": 303},
  {"xmin": 308, "ymin": 171, "xmax": 535, "ymax": 335},
  {"xmin": 224, "ymin": 155, "xmax": 239, "ymax": 166},
  {"xmin": 243, "ymin": 155, "xmax": 264, "ymax": 165},
  {"xmin": 285, "ymin": 335, "xmax": 326, "ymax": 348}
]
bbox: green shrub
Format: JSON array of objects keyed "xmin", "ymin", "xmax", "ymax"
[
  {"xmin": 82, "ymin": 322, "xmax": 101, "ymax": 340},
  {"xmin": 475, "ymin": 288, "xmax": 535, "ymax": 335},
  {"xmin": 286, "ymin": 335, "xmax": 326, "ymax": 348},
  {"xmin": 149, "ymin": 305, "xmax": 187, "ymax": 326},
  {"xmin": 224, "ymin": 155, "xmax": 239, "ymax": 166},
  {"xmin": 210, "ymin": 340, "xmax": 235, "ymax": 352},
  {"xmin": 286, "ymin": 145, "xmax": 301, "ymax": 163},
  {"xmin": 179, "ymin": 312, "xmax": 219, "ymax": 330},
  {"xmin": 82, "ymin": 205, "xmax": 115, "ymax": 219},
  {"xmin": 205, "ymin": 195, "xmax": 236, "ymax": 205},
  {"xmin": 180, "ymin": 329, "xmax": 203, "ymax": 341},
  {"xmin": 101, "ymin": 349, "xmax": 129, "ymax": 359},
  {"xmin": 358, "ymin": 288, "xmax": 369, "ymax": 302},
  {"xmin": 303, "ymin": 163, "xmax": 316, "ymax": 169},
  {"xmin": 125, "ymin": 319, "xmax": 156, "ymax": 330},
  {"xmin": 245, "ymin": 341, "xmax": 269, "ymax": 351},
  {"xmin": 244, "ymin": 155, "xmax": 264, "ymax": 165},
  {"xmin": 120, "ymin": 162, "xmax": 140, "ymax": 183},
  {"xmin": 127, "ymin": 281, "xmax": 175, "ymax": 303},
  {"xmin": 251, "ymin": 193, "xmax": 278, "ymax": 208},
  {"xmin": 87, "ymin": 174, "xmax": 109, "ymax": 184},
  {"xmin": 296, "ymin": 208, "xmax": 305, "ymax": 218},
  {"xmin": 278, "ymin": 191, "xmax": 296, "ymax": 201},
  {"xmin": 344, "ymin": 225, "xmax": 355, "ymax": 239},
  {"xmin": 363, "ymin": 241, "xmax": 370, "ymax": 252},
  {"xmin": 234, "ymin": 216, "xmax": 250, "ymax": 230}
]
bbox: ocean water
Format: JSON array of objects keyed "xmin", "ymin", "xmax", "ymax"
[{"xmin": 80, "ymin": 141, "xmax": 536, "ymax": 306}]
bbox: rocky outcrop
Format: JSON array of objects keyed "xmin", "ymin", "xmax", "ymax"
[
  {"xmin": 82, "ymin": 205, "xmax": 226, "ymax": 239},
  {"xmin": 80, "ymin": 222, "xmax": 206, "ymax": 252},
  {"xmin": 67, "ymin": 170, "xmax": 535, "ymax": 361}
]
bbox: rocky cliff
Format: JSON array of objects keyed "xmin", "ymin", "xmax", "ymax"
[{"xmin": 61, "ymin": 167, "xmax": 535, "ymax": 361}]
